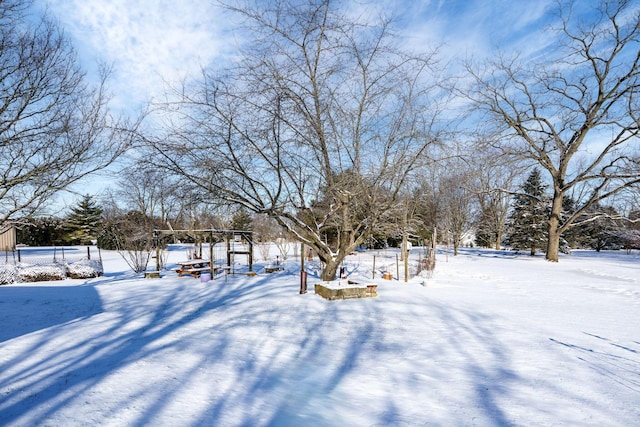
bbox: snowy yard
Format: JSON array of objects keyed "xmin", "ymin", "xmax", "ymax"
[{"xmin": 1, "ymin": 246, "xmax": 639, "ymax": 426}]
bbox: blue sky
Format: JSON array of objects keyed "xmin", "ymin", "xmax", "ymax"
[
  {"xmin": 35, "ymin": 0, "xmax": 565, "ymax": 113},
  {"xmin": 37, "ymin": 0, "xmax": 235, "ymax": 112},
  {"xmin": 32, "ymin": 0, "xmax": 624, "ymax": 208},
  {"xmin": 28, "ymin": 0, "xmax": 562, "ymax": 207}
]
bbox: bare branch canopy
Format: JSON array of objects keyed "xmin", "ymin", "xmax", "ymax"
[
  {"xmin": 465, "ymin": 0, "xmax": 640, "ymax": 261},
  {"xmin": 149, "ymin": 0, "xmax": 447, "ymax": 280},
  {"xmin": 0, "ymin": 0, "xmax": 136, "ymax": 223}
]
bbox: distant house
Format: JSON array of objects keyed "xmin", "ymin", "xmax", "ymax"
[{"xmin": 0, "ymin": 224, "xmax": 16, "ymax": 251}]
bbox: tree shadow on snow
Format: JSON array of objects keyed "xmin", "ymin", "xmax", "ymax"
[
  {"xmin": 0, "ymin": 284, "xmax": 103, "ymax": 343},
  {"xmin": 0, "ymin": 272, "xmax": 296, "ymax": 425},
  {"xmin": 0, "ymin": 268, "xmax": 599, "ymax": 426}
]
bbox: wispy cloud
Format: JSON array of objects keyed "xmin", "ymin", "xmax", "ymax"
[
  {"xmin": 395, "ymin": 0, "xmax": 558, "ymax": 62},
  {"xmin": 39, "ymin": 0, "xmax": 569, "ymax": 112},
  {"xmin": 41, "ymin": 0, "xmax": 236, "ymax": 111}
]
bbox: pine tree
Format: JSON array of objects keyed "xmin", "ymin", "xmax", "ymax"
[
  {"xmin": 16, "ymin": 217, "xmax": 67, "ymax": 246},
  {"xmin": 231, "ymin": 208, "xmax": 253, "ymax": 231},
  {"xmin": 570, "ymin": 204, "xmax": 625, "ymax": 251},
  {"xmin": 506, "ymin": 168, "xmax": 549, "ymax": 255},
  {"xmin": 475, "ymin": 209, "xmax": 499, "ymax": 248},
  {"xmin": 65, "ymin": 195, "xmax": 103, "ymax": 245}
]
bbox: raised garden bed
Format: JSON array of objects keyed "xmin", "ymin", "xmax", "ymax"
[{"xmin": 314, "ymin": 280, "xmax": 378, "ymax": 300}]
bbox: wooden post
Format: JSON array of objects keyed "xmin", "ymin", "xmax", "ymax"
[
  {"xmin": 209, "ymin": 231, "xmax": 214, "ymax": 275},
  {"xmin": 404, "ymin": 244, "xmax": 409, "ymax": 283},
  {"xmin": 247, "ymin": 232, "xmax": 253, "ymax": 272},
  {"xmin": 154, "ymin": 231, "xmax": 161, "ymax": 272},
  {"xmin": 404, "ymin": 251, "xmax": 409, "ymax": 283},
  {"xmin": 300, "ymin": 270, "xmax": 307, "ymax": 294},
  {"xmin": 372, "ymin": 255, "xmax": 376, "ymax": 279}
]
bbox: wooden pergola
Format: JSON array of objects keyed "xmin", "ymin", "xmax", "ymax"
[{"xmin": 153, "ymin": 228, "xmax": 254, "ymax": 273}]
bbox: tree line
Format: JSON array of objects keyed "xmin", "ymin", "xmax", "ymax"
[
  {"xmin": 1, "ymin": 0, "xmax": 639, "ymax": 280},
  {"xmin": 16, "ymin": 176, "xmax": 640, "ymax": 259}
]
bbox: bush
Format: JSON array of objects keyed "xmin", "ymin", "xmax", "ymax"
[
  {"xmin": 18, "ymin": 263, "xmax": 67, "ymax": 282},
  {"xmin": 0, "ymin": 265, "xmax": 19, "ymax": 285},
  {"xmin": 67, "ymin": 259, "xmax": 103, "ymax": 279}
]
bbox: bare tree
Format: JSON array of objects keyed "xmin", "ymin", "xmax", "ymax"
[
  {"xmin": 0, "ymin": 1, "xmax": 134, "ymax": 224},
  {"xmin": 468, "ymin": 146, "xmax": 521, "ymax": 250},
  {"xmin": 412, "ymin": 172, "xmax": 441, "ymax": 242},
  {"xmin": 252, "ymin": 214, "xmax": 280, "ymax": 243},
  {"xmin": 99, "ymin": 206, "xmax": 155, "ymax": 273},
  {"xmin": 150, "ymin": 0, "xmax": 444, "ymax": 280},
  {"xmin": 252, "ymin": 214, "xmax": 277, "ymax": 261},
  {"xmin": 114, "ymin": 162, "xmax": 187, "ymax": 227},
  {"xmin": 466, "ymin": 0, "xmax": 640, "ymax": 261},
  {"xmin": 437, "ymin": 165, "xmax": 476, "ymax": 256}
]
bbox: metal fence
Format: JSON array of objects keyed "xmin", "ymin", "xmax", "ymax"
[{"xmin": 0, "ymin": 246, "xmax": 100, "ymax": 266}]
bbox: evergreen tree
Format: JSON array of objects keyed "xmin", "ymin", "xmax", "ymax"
[
  {"xmin": 16, "ymin": 217, "xmax": 67, "ymax": 246},
  {"xmin": 559, "ymin": 196, "xmax": 583, "ymax": 248},
  {"xmin": 569, "ymin": 204, "xmax": 625, "ymax": 251},
  {"xmin": 231, "ymin": 208, "xmax": 253, "ymax": 231},
  {"xmin": 475, "ymin": 209, "xmax": 498, "ymax": 248},
  {"xmin": 65, "ymin": 195, "xmax": 103, "ymax": 245},
  {"xmin": 506, "ymin": 168, "xmax": 549, "ymax": 255},
  {"xmin": 616, "ymin": 210, "xmax": 640, "ymax": 251}
]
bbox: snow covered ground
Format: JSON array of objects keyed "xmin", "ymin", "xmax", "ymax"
[{"xmin": 1, "ymin": 245, "xmax": 639, "ymax": 426}]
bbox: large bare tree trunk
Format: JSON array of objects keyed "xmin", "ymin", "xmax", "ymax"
[
  {"xmin": 321, "ymin": 258, "xmax": 340, "ymax": 282},
  {"xmin": 546, "ymin": 228, "xmax": 561, "ymax": 262},
  {"xmin": 494, "ymin": 231, "xmax": 502, "ymax": 251},
  {"xmin": 546, "ymin": 190, "xmax": 564, "ymax": 262}
]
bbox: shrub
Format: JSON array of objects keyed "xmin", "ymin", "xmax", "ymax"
[
  {"xmin": 0, "ymin": 265, "xmax": 19, "ymax": 285},
  {"xmin": 67, "ymin": 259, "xmax": 103, "ymax": 279},
  {"xmin": 18, "ymin": 263, "xmax": 67, "ymax": 282}
]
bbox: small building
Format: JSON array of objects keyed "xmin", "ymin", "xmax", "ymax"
[{"xmin": 0, "ymin": 224, "xmax": 16, "ymax": 252}]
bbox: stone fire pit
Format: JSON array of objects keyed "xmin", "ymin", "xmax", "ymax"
[{"xmin": 314, "ymin": 280, "xmax": 378, "ymax": 300}]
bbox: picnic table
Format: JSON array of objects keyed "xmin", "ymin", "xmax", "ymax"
[{"xmin": 175, "ymin": 259, "xmax": 212, "ymax": 278}]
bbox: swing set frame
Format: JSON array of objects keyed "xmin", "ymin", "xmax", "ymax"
[{"xmin": 152, "ymin": 228, "xmax": 254, "ymax": 274}]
